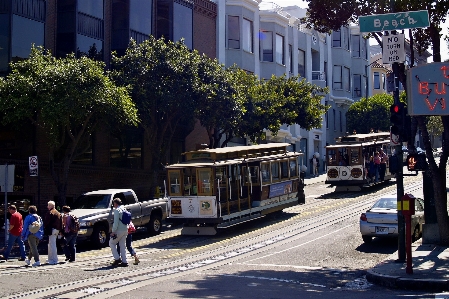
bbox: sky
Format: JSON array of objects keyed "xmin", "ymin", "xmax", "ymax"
[{"xmin": 264, "ymin": 0, "xmax": 449, "ymax": 62}]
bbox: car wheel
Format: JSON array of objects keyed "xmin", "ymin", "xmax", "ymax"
[
  {"xmin": 362, "ymin": 235, "xmax": 372, "ymax": 243},
  {"xmin": 92, "ymin": 225, "xmax": 109, "ymax": 248},
  {"xmin": 412, "ymin": 226, "xmax": 420, "ymax": 242},
  {"xmin": 147, "ymin": 214, "xmax": 162, "ymax": 236}
]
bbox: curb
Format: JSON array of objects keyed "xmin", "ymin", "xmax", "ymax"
[{"xmin": 366, "ymin": 269, "xmax": 449, "ymax": 292}]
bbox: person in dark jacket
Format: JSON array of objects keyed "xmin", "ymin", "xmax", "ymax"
[
  {"xmin": 43, "ymin": 201, "xmax": 62, "ymax": 265},
  {"xmin": 61, "ymin": 206, "xmax": 77, "ymax": 262}
]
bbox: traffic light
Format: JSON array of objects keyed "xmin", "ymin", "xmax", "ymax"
[
  {"xmin": 406, "ymin": 154, "xmax": 427, "ymax": 171},
  {"xmin": 390, "ymin": 103, "xmax": 405, "ymax": 141}
]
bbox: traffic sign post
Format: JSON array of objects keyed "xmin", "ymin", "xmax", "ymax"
[
  {"xmin": 359, "ymin": 10, "xmax": 429, "ymax": 32},
  {"xmin": 382, "ymin": 34, "xmax": 405, "ymax": 64}
]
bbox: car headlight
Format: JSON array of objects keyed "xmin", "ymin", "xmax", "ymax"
[{"xmin": 79, "ymin": 221, "xmax": 92, "ymax": 227}]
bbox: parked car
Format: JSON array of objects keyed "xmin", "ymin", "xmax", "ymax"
[
  {"xmin": 71, "ymin": 189, "xmax": 168, "ymax": 248},
  {"xmin": 359, "ymin": 196, "xmax": 425, "ymax": 243}
]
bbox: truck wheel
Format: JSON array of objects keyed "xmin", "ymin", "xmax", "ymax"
[
  {"xmin": 92, "ymin": 225, "xmax": 109, "ymax": 248},
  {"xmin": 147, "ymin": 214, "xmax": 162, "ymax": 236}
]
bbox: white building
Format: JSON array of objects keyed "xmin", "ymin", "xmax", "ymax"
[{"xmin": 213, "ymin": 0, "xmax": 369, "ymax": 174}]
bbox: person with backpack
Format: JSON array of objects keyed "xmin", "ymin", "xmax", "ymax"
[
  {"xmin": 109, "ymin": 198, "xmax": 128, "ymax": 267},
  {"xmin": 117, "ymin": 220, "xmax": 140, "ymax": 265},
  {"xmin": 61, "ymin": 206, "xmax": 78, "ymax": 262},
  {"xmin": 0, "ymin": 205, "xmax": 26, "ymax": 262},
  {"xmin": 21, "ymin": 205, "xmax": 43, "ymax": 267}
]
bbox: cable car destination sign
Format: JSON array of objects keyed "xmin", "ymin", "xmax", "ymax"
[{"xmin": 407, "ymin": 63, "xmax": 449, "ymax": 116}]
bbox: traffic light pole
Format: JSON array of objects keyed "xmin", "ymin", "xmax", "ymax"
[{"xmin": 392, "ymin": 61, "xmax": 406, "ymax": 262}]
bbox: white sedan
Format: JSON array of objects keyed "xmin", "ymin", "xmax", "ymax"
[{"xmin": 359, "ymin": 197, "xmax": 425, "ymax": 243}]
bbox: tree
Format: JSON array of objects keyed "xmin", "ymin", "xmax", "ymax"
[
  {"xmin": 0, "ymin": 46, "xmax": 138, "ymax": 205},
  {"xmin": 347, "ymin": 94, "xmax": 394, "ymax": 134},
  {"xmin": 111, "ymin": 37, "xmax": 208, "ymax": 196},
  {"xmin": 305, "ymin": 0, "xmax": 449, "ymax": 245}
]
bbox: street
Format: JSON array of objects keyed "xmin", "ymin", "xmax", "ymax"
[{"xmin": 0, "ymin": 174, "xmax": 443, "ymax": 299}]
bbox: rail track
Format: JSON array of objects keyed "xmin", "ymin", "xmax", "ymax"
[{"xmin": 2, "ymin": 177, "xmax": 426, "ymax": 298}]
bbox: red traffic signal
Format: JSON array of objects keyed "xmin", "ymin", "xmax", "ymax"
[{"xmin": 390, "ymin": 103, "xmax": 404, "ymax": 125}]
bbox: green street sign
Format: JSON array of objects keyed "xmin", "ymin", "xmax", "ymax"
[{"xmin": 359, "ymin": 10, "xmax": 429, "ymax": 32}]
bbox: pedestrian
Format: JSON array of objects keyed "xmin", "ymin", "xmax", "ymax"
[
  {"xmin": 43, "ymin": 200, "xmax": 62, "ymax": 265},
  {"xmin": 312, "ymin": 154, "xmax": 319, "ymax": 176},
  {"xmin": 21, "ymin": 205, "xmax": 43, "ymax": 267},
  {"xmin": 0, "ymin": 205, "xmax": 26, "ymax": 261},
  {"xmin": 373, "ymin": 151, "xmax": 381, "ymax": 182},
  {"xmin": 61, "ymin": 206, "xmax": 77, "ymax": 262},
  {"xmin": 117, "ymin": 220, "xmax": 140, "ymax": 265},
  {"xmin": 109, "ymin": 198, "xmax": 128, "ymax": 267},
  {"xmin": 379, "ymin": 148, "xmax": 388, "ymax": 180}
]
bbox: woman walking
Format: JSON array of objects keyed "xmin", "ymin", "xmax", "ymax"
[{"xmin": 21, "ymin": 206, "xmax": 43, "ymax": 267}]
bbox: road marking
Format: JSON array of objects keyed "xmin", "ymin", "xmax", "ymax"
[{"xmin": 245, "ymin": 223, "xmax": 353, "ymax": 263}]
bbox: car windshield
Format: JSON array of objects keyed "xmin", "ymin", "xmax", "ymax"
[
  {"xmin": 372, "ymin": 198, "xmax": 397, "ymax": 209},
  {"xmin": 72, "ymin": 194, "xmax": 111, "ymax": 209}
]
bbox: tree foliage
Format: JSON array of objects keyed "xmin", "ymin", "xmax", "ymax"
[
  {"xmin": 0, "ymin": 46, "xmax": 138, "ymax": 205},
  {"xmin": 346, "ymin": 93, "xmax": 394, "ymax": 134}
]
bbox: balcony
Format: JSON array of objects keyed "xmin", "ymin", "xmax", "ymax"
[{"xmin": 312, "ymin": 71, "xmax": 326, "ymax": 88}]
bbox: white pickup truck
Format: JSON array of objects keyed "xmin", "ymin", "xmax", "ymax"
[{"xmin": 71, "ymin": 189, "xmax": 168, "ymax": 248}]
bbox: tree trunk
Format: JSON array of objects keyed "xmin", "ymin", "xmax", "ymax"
[{"xmin": 417, "ymin": 116, "xmax": 449, "ymax": 245}]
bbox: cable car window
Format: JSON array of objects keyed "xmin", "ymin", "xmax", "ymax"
[
  {"xmin": 280, "ymin": 160, "xmax": 289, "ymax": 179},
  {"xmin": 261, "ymin": 162, "xmax": 271, "ymax": 183},
  {"xmin": 271, "ymin": 161, "xmax": 280, "ymax": 181}
]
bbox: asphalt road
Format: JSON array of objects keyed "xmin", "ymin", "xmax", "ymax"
[{"xmin": 0, "ymin": 174, "xmax": 444, "ymax": 299}]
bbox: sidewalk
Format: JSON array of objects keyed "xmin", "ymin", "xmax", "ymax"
[{"xmin": 367, "ymin": 240, "xmax": 449, "ymax": 292}]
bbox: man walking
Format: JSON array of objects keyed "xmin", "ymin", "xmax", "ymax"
[
  {"xmin": 0, "ymin": 205, "xmax": 26, "ymax": 261},
  {"xmin": 109, "ymin": 198, "xmax": 128, "ymax": 267},
  {"xmin": 43, "ymin": 201, "xmax": 62, "ymax": 265}
]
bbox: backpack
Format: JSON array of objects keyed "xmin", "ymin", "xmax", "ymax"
[
  {"xmin": 28, "ymin": 215, "xmax": 42, "ymax": 234},
  {"xmin": 68, "ymin": 214, "xmax": 80, "ymax": 233},
  {"xmin": 120, "ymin": 208, "xmax": 132, "ymax": 225}
]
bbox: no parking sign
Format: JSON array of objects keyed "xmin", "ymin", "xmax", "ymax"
[{"xmin": 29, "ymin": 156, "xmax": 38, "ymax": 176}]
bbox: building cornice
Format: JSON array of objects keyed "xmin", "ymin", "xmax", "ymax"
[
  {"xmin": 226, "ymin": 0, "xmax": 261, "ymax": 12},
  {"xmin": 331, "ymin": 95, "xmax": 353, "ymax": 108}
]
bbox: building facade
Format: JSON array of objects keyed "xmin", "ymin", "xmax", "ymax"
[{"xmin": 0, "ymin": 0, "xmax": 216, "ymax": 214}]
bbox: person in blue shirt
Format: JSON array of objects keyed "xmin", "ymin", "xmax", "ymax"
[{"xmin": 21, "ymin": 205, "xmax": 43, "ymax": 267}]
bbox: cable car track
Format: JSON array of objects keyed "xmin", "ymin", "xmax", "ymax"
[{"xmin": 2, "ymin": 178, "xmax": 427, "ymax": 298}]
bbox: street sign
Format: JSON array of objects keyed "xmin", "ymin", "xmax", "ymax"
[
  {"xmin": 359, "ymin": 10, "xmax": 429, "ymax": 32},
  {"xmin": 382, "ymin": 34, "xmax": 405, "ymax": 64},
  {"xmin": 407, "ymin": 62, "xmax": 449, "ymax": 116}
]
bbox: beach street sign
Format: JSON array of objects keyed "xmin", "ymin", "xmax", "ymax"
[{"xmin": 359, "ymin": 10, "xmax": 429, "ymax": 32}]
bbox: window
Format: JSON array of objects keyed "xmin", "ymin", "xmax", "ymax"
[
  {"xmin": 228, "ymin": 15, "xmax": 240, "ymax": 49},
  {"xmin": 361, "ymin": 37, "xmax": 367, "ymax": 59},
  {"xmin": 343, "ymin": 27, "xmax": 349, "ymax": 50},
  {"xmin": 382, "ymin": 73, "xmax": 386, "ymax": 90},
  {"xmin": 333, "ymin": 65, "xmax": 342, "ymax": 89},
  {"xmin": 339, "ymin": 111, "xmax": 343, "ymax": 132},
  {"xmin": 168, "ymin": 170, "xmax": 182, "ymax": 195},
  {"xmin": 242, "ymin": 18, "xmax": 253, "ymax": 52},
  {"xmin": 261, "ymin": 163, "xmax": 271, "ymax": 183},
  {"xmin": 280, "ymin": 160, "xmax": 289, "ymax": 179},
  {"xmin": 333, "ymin": 109, "xmax": 336, "ymax": 130},
  {"xmin": 353, "ymin": 74, "xmax": 362, "ymax": 98},
  {"xmin": 352, "ymin": 35, "xmax": 360, "ymax": 57},
  {"xmin": 260, "ymin": 31, "xmax": 273, "ymax": 62},
  {"xmin": 298, "ymin": 49, "xmax": 305, "ymax": 77},
  {"xmin": 275, "ymin": 34, "xmax": 284, "ymax": 65},
  {"xmin": 289, "ymin": 159, "xmax": 298, "ymax": 177},
  {"xmin": 343, "ymin": 66, "xmax": 350, "ymax": 91},
  {"xmin": 332, "ymin": 30, "xmax": 341, "ymax": 47},
  {"xmin": 197, "ymin": 168, "xmax": 212, "ymax": 195},
  {"xmin": 271, "ymin": 161, "xmax": 279, "ymax": 181},
  {"xmin": 374, "ymin": 72, "xmax": 380, "ymax": 89},
  {"xmin": 289, "ymin": 44, "xmax": 293, "ymax": 73},
  {"xmin": 173, "ymin": 2, "xmax": 193, "ymax": 49},
  {"xmin": 325, "ymin": 110, "xmax": 329, "ymax": 129}
]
